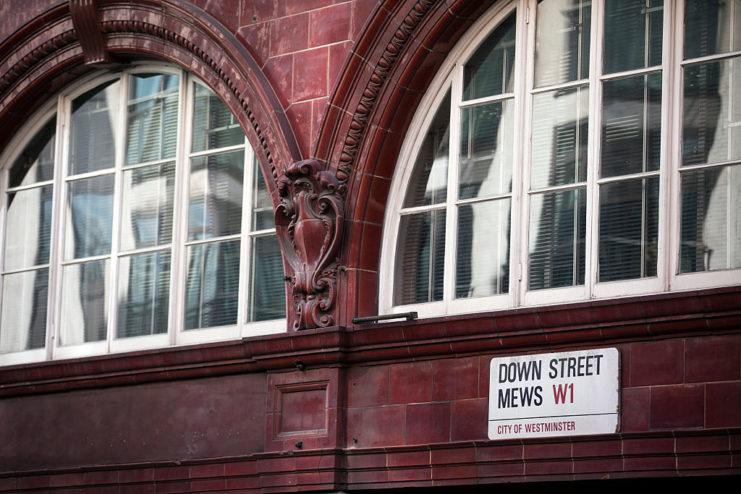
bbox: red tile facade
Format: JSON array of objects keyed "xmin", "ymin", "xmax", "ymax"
[{"xmin": 0, "ymin": 0, "xmax": 740, "ymax": 492}]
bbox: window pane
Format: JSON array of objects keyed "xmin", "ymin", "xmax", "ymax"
[
  {"xmin": 117, "ymin": 251, "xmax": 170, "ymax": 338},
  {"xmin": 529, "ymin": 188, "xmax": 586, "ymax": 289},
  {"xmin": 0, "ymin": 269, "xmax": 48, "ymax": 353},
  {"xmin": 9, "ymin": 116, "xmax": 55, "ymax": 188},
  {"xmin": 249, "ymin": 234, "xmax": 285, "ymax": 321},
  {"xmin": 604, "ymin": 0, "xmax": 663, "ymax": 74},
  {"xmin": 65, "ymin": 175, "xmax": 114, "ymax": 259},
  {"xmin": 683, "ymin": 58, "xmax": 741, "ymax": 166},
  {"xmin": 531, "ymin": 86, "xmax": 589, "ymax": 189},
  {"xmin": 69, "ymin": 80, "xmax": 119, "ymax": 175},
  {"xmin": 599, "ymin": 177, "xmax": 659, "ymax": 281},
  {"xmin": 456, "ymin": 199, "xmax": 510, "ymax": 298},
  {"xmin": 463, "ymin": 13, "xmax": 516, "ymax": 100},
  {"xmin": 120, "ymin": 163, "xmax": 175, "ymax": 251},
  {"xmin": 184, "ymin": 239, "xmax": 240, "ymax": 329},
  {"xmin": 189, "ymin": 150, "xmax": 244, "ymax": 241},
  {"xmin": 685, "ymin": 0, "xmax": 741, "ymax": 59},
  {"xmin": 534, "ymin": 0, "xmax": 591, "ymax": 87},
  {"xmin": 251, "ymin": 158, "xmax": 274, "ymax": 231},
  {"xmin": 192, "ymin": 83, "xmax": 243, "ymax": 152},
  {"xmin": 601, "ymin": 72, "xmax": 662, "ymax": 178},
  {"xmin": 403, "ymin": 91, "xmax": 450, "ymax": 208},
  {"xmin": 5, "ymin": 186, "xmax": 52, "ymax": 270},
  {"xmin": 681, "ymin": 165, "xmax": 741, "ymax": 272},
  {"xmin": 126, "ymin": 73, "xmax": 179, "ymax": 165},
  {"xmin": 394, "ymin": 210, "xmax": 446, "ymax": 305},
  {"xmin": 459, "ymin": 100, "xmax": 514, "ymax": 199},
  {"xmin": 60, "ymin": 260, "xmax": 109, "ymax": 345}
]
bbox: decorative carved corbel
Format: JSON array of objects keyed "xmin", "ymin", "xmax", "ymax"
[
  {"xmin": 69, "ymin": 0, "xmax": 111, "ymax": 64},
  {"xmin": 275, "ymin": 160, "xmax": 345, "ymax": 330}
]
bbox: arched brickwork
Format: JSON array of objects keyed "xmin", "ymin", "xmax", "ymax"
[
  {"xmin": 0, "ymin": 0, "xmax": 301, "ymax": 199},
  {"xmin": 315, "ymin": 0, "xmax": 499, "ymax": 324}
]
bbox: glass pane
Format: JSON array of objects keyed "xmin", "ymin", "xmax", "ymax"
[
  {"xmin": 65, "ymin": 175, "xmax": 114, "ymax": 259},
  {"xmin": 456, "ymin": 199, "xmax": 510, "ymax": 298},
  {"xmin": 184, "ymin": 240, "xmax": 240, "ymax": 329},
  {"xmin": 685, "ymin": 0, "xmax": 741, "ymax": 59},
  {"xmin": 403, "ymin": 91, "xmax": 450, "ymax": 208},
  {"xmin": 394, "ymin": 210, "xmax": 446, "ymax": 305},
  {"xmin": 463, "ymin": 13, "xmax": 516, "ymax": 100},
  {"xmin": 534, "ymin": 0, "xmax": 591, "ymax": 87},
  {"xmin": 120, "ymin": 163, "xmax": 175, "ymax": 251},
  {"xmin": 249, "ymin": 234, "xmax": 286, "ymax": 321},
  {"xmin": 251, "ymin": 158, "xmax": 274, "ymax": 231},
  {"xmin": 459, "ymin": 99, "xmax": 514, "ymax": 199},
  {"xmin": 531, "ymin": 86, "xmax": 589, "ymax": 189},
  {"xmin": 192, "ymin": 83, "xmax": 243, "ymax": 152},
  {"xmin": 0, "ymin": 269, "xmax": 48, "ymax": 353},
  {"xmin": 126, "ymin": 73, "xmax": 180, "ymax": 165},
  {"xmin": 529, "ymin": 188, "xmax": 586, "ymax": 289},
  {"xmin": 681, "ymin": 165, "xmax": 741, "ymax": 272},
  {"xmin": 189, "ymin": 150, "xmax": 244, "ymax": 240},
  {"xmin": 5, "ymin": 186, "xmax": 52, "ymax": 270},
  {"xmin": 117, "ymin": 251, "xmax": 170, "ymax": 338},
  {"xmin": 599, "ymin": 177, "xmax": 659, "ymax": 281},
  {"xmin": 60, "ymin": 259, "xmax": 109, "ymax": 345},
  {"xmin": 69, "ymin": 80, "xmax": 119, "ymax": 175},
  {"xmin": 9, "ymin": 116, "xmax": 55, "ymax": 187},
  {"xmin": 601, "ymin": 72, "xmax": 662, "ymax": 178},
  {"xmin": 604, "ymin": 0, "xmax": 663, "ymax": 74},
  {"xmin": 683, "ymin": 58, "xmax": 741, "ymax": 166}
]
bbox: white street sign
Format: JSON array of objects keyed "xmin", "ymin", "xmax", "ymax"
[{"xmin": 488, "ymin": 348, "xmax": 620, "ymax": 440}]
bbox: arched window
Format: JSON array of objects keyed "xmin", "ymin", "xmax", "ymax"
[
  {"xmin": 383, "ymin": 0, "xmax": 740, "ymax": 317},
  {"xmin": 0, "ymin": 66, "xmax": 285, "ymax": 364}
]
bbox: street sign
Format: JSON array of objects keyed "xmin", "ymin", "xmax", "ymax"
[{"xmin": 488, "ymin": 348, "xmax": 620, "ymax": 440}]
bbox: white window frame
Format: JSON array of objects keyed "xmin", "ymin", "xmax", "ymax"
[
  {"xmin": 381, "ymin": 0, "xmax": 741, "ymax": 319},
  {"xmin": 0, "ymin": 65, "xmax": 285, "ymax": 366}
]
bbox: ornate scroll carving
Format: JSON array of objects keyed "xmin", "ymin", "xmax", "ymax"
[{"xmin": 276, "ymin": 160, "xmax": 345, "ymax": 330}]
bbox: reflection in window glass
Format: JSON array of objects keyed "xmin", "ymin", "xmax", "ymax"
[
  {"xmin": 60, "ymin": 260, "xmax": 109, "ymax": 346},
  {"xmin": 0, "ymin": 269, "xmax": 48, "ymax": 352},
  {"xmin": 121, "ymin": 163, "xmax": 175, "ymax": 251},
  {"xmin": 457, "ymin": 200, "xmax": 510, "ymax": 298},
  {"xmin": 534, "ymin": 0, "xmax": 591, "ymax": 87},
  {"xmin": 463, "ymin": 14, "xmax": 516, "ymax": 100},
  {"xmin": 65, "ymin": 175, "xmax": 115, "ymax": 260},
  {"xmin": 9, "ymin": 117, "xmax": 55, "ymax": 188},
  {"xmin": 126, "ymin": 73, "xmax": 179, "ymax": 165},
  {"xmin": 69, "ymin": 80, "xmax": 119, "ymax": 175},
  {"xmin": 403, "ymin": 92, "xmax": 450, "ymax": 208},
  {"xmin": 459, "ymin": 100, "xmax": 514, "ymax": 200},
  {"xmin": 117, "ymin": 252, "xmax": 170, "ymax": 338},
  {"xmin": 189, "ymin": 151, "xmax": 244, "ymax": 241},
  {"xmin": 603, "ymin": 0, "xmax": 663, "ymax": 74},
  {"xmin": 685, "ymin": 0, "xmax": 741, "ymax": 59},
  {"xmin": 394, "ymin": 211, "xmax": 446, "ymax": 305},
  {"xmin": 185, "ymin": 240, "xmax": 240, "ymax": 329},
  {"xmin": 250, "ymin": 235, "xmax": 285, "ymax": 321},
  {"xmin": 192, "ymin": 83, "xmax": 244, "ymax": 152},
  {"xmin": 599, "ymin": 178, "xmax": 659, "ymax": 281}
]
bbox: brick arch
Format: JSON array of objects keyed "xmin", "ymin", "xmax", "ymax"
[
  {"xmin": 314, "ymin": 0, "xmax": 499, "ymax": 324},
  {"xmin": 0, "ymin": 0, "xmax": 301, "ymax": 197}
]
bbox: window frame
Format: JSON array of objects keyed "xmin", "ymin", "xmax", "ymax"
[
  {"xmin": 0, "ymin": 64, "xmax": 285, "ymax": 366},
  {"xmin": 381, "ymin": 0, "xmax": 741, "ymax": 319}
]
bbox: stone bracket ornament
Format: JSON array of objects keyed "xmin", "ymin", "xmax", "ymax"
[
  {"xmin": 275, "ymin": 160, "xmax": 345, "ymax": 330},
  {"xmin": 69, "ymin": 0, "xmax": 111, "ymax": 64}
]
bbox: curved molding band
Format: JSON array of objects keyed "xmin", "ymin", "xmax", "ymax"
[{"xmin": 0, "ymin": 0, "xmax": 301, "ymax": 191}]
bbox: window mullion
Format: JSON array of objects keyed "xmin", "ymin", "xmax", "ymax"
[
  {"xmin": 239, "ymin": 140, "xmax": 253, "ymax": 332},
  {"xmin": 444, "ymin": 63, "xmax": 463, "ymax": 309},
  {"xmin": 106, "ymin": 72, "xmax": 128, "ymax": 351},
  {"xmin": 585, "ymin": 0, "xmax": 605, "ymax": 296},
  {"xmin": 169, "ymin": 72, "xmax": 192, "ymax": 346},
  {"xmin": 49, "ymin": 95, "xmax": 72, "ymax": 360}
]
